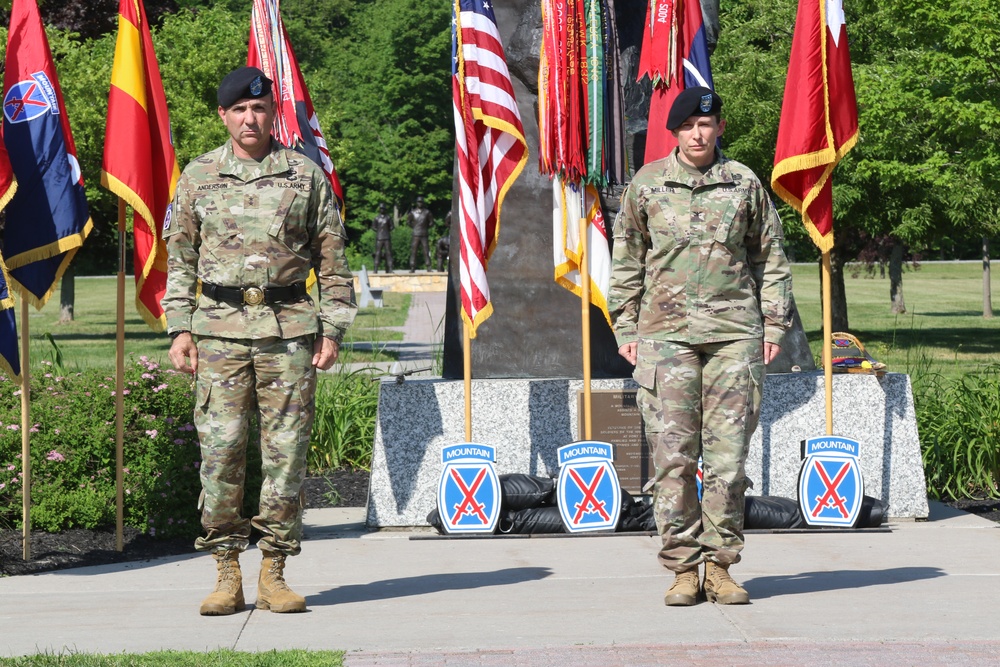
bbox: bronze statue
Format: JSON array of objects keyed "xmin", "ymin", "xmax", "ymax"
[
  {"xmin": 436, "ymin": 211, "xmax": 452, "ymax": 272},
  {"xmin": 372, "ymin": 202, "xmax": 394, "ymax": 273},
  {"xmin": 435, "ymin": 236, "xmax": 450, "ymax": 272},
  {"xmin": 406, "ymin": 196, "xmax": 433, "ymax": 272}
]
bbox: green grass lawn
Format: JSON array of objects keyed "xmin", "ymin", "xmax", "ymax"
[
  {"xmin": 791, "ymin": 261, "xmax": 1000, "ymax": 378},
  {"xmin": 16, "ymin": 277, "xmax": 410, "ymax": 372},
  {"xmin": 13, "ymin": 264, "xmax": 998, "ymax": 379},
  {"xmin": 0, "ymin": 650, "xmax": 343, "ymax": 667}
]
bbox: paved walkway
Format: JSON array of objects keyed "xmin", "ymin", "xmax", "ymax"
[
  {"xmin": 339, "ymin": 290, "xmax": 446, "ymax": 378},
  {"xmin": 0, "ymin": 503, "xmax": 998, "ymax": 664},
  {"xmin": 3, "ymin": 289, "xmax": 999, "ymax": 664}
]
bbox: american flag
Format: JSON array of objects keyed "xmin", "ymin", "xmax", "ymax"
[{"xmin": 452, "ymin": 0, "xmax": 527, "ymax": 338}]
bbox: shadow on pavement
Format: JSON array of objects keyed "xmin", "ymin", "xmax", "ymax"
[
  {"xmin": 744, "ymin": 566, "xmax": 945, "ymax": 599},
  {"xmin": 309, "ymin": 566, "xmax": 553, "ymax": 606}
]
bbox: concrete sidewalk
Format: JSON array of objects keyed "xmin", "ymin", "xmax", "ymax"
[
  {"xmin": 339, "ymin": 290, "xmax": 446, "ymax": 378},
  {"xmin": 1, "ymin": 502, "xmax": 998, "ymax": 665}
]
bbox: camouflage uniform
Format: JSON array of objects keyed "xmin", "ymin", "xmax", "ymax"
[
  {"xmin": 162, "ymin": 140, "xmax": 357, "ymax": 556},
  {"xmin": 608, "ymin": 149, "xmax": 792, "ymax": 572}
]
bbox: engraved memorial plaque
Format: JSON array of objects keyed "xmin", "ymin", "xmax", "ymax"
[{"xmin": 579, "ymin": 390, "xmax": 650, "ymax": 494}]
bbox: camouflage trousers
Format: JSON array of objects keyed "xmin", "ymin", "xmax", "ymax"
[
  {"xmin": 193, "ymin": 335, "xmax": 317, "ymax": 556},
  {"xmin": 634, "ymin": 338, "xmax": 764, "ymax": 572}
]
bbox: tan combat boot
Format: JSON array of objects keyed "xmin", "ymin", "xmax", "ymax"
[
  {"xmin": 664, "ymin": 568, "xmax": 701, "ymax": 606},
  {"xmin": 703, "ymin": 561, "xmax": 750, "ymax": 605},
  {"xmin": 199, "ymin": 549, "xmax": 244, "ymax": 616},
  {"xmin": 256, "ymin": 550, "xmax": 307, "ymax": 613}
]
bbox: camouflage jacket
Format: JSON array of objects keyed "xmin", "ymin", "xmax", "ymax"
[
  {"xmin": 162, "ymin": 140, "xmax": 357, "ymax": 342},
  {"xmin": 608, "ymin": 149, "xmax": 792, "ymax": 347}
]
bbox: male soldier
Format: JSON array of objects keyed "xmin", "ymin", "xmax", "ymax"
[
  {"xmin": 162, "ymin": 66, "xmax": 357, "ymax": 616},
  {"xmin": 406, "ymin": 196, "xmax": 433, "ymax": 272},
  {"xmin": 608, "ymin": 87, "xmax": 792, "ymax": 606},
  {"xmin": 372, "ymin": 202, "xmax": 394, "ymax": 273}
]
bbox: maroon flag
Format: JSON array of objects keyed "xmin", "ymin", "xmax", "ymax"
[
  {"xmin": 642, "ymin": 0, "xmax": 714, "ymax": 162},
  {"xmin": 772, "ymin": 0, "xmax": 859, "ymax": 252},
  {"xmin": 248, "ymin": 0, "xmax": 344, "ymax": 208}
]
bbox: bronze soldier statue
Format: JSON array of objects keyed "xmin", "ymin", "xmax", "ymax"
[
  {"xmin": 436, "ymin": 210, "xmax": 451, "ymax": 272},
  {"xmin": 406, "ymin": 196, "xmax": 433, "ymax": 272},
  {"xmin": 372, "ymin": 202, "xmax": 394, "ymax": 273}
]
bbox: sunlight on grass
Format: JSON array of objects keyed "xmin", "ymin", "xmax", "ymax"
[
  {"xmin": 17, "ymin": 277, "xmax": 410, "ymax": 371},
  {"xmin": 791, "ymin": 262, "xmax": 1000, "ymax": 380}
]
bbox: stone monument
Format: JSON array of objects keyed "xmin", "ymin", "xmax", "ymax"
[{"xmin": 441, "ymin": 0, "xmax": 814, "ymax": 378}]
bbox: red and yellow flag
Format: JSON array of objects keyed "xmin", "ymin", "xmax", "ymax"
[
  {"xmin": 101, "ymin": 0, "xmax": 179, "ymax": 331},
  {"xmin": 771, "ymin": 0, "xmax": 858, "ymax": 252}
]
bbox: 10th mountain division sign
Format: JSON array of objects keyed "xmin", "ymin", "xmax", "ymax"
[
  {"xmin": 437, "ymin": 443, "xmax": 501, "ymax": 534},
  {"xmin": 556, "ymin": 441, "xmax": 622, "ymax": 533},
  {"xmin": 798, "ymin": 435, "xmax": 865, "ymax": 528}
]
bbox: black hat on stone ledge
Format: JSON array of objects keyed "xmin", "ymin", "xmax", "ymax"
[
  {"xmin": 666, "ymin": 86, "xmax": 723, "ymax": 131},
  {"xmin": 217, "ymin": 66, "xmax": 272, "ymax": 108}
]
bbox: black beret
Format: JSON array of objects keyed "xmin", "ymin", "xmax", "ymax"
[
  {"xmin": 217, "ymin": 66, "xmax": 272, "ymax": 108},
  {"xmin": 666, "ymin": 86, "xmax": 723, "ymax": 130}
]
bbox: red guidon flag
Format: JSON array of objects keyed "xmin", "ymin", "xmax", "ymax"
[
  {"xmin": 538, "ymin": 0, "xmax": 588, "ymax": 183},
  {"xmin": 102, "ymin": 0, "xmax": 179, "ymax": 331},
  {"xmin": 248, "ymin": 0, "xmax": 344, "ymax": 208},
  {"xmin": 771, "ymin": 0, "xmax": 859, "ymax": 252},
  {"xmin": 453, "ymin": 0, "xmax": 528, "ymax": 337}
]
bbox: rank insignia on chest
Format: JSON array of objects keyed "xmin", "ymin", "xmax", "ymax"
[
  {"xmin": 437, "ymin": 444, "xmax": 501, "ymax": 534},
  {"xmin": 556, "ymin": 441, "xmax": 622, "ymax": 533},
  {"xmin": 797, "ymin": 436, "xmax": 865, "ymax": 527}
]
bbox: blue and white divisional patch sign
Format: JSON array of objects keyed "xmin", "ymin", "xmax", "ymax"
[
  {"xmin": 798, "ymin": 436, "xmax": 864, "ymax": 527},
  {"xmin": 556, "ymin": 441, "xmax": 622, "ymax": 533},
  {"xmin": 437, "ymin": 443, "xmax": 501, "ymax": 534}
]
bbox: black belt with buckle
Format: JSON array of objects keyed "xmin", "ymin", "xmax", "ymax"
[{"xmin": 202, "ymin": 282, "xmax": 307, "ymax": 306}]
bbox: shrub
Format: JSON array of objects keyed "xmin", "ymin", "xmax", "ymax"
[
  {"xmin": 309, "ymin": 368, "xmax": 379, "ymax": 472},
  {"xmin": 0, "ymin": 359, "xmax": 268, "ymax": 539},
  {"xmin": 0, "ymin": 358, "xmax": 203, "ymax": 538},
  {"xmin": 915, "ymin": 366, "xmax": 1000, "ymax": 500},
  {"xmin": 0, "ymin": 358, "xmax": 379, "ymax": 539}
]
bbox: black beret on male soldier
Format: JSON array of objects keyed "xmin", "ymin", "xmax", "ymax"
[
  {"xmin": 666, "ymin": 86, "xmax": 723, "ymax": 131},
  {"xmin": 217, "ymin": 66, "xmax": 273, "ymax": 108}
]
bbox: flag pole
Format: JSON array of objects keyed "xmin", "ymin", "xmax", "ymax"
[
  {"xmin": 115, "ymin": 198, "xmax": 126, "ymax": 552},
  {"xmin": 463, "ymin": 321, "xmax": 473, "ymax": 442},
  {"xmin": 19, "ymin": 298, "xmax": 30, "ymax": 561},
  {"xmin": 821, "ymin": 251, "xmax": 834, "ymax": 435},
  {"xmin": 579, "ymin": 185, "xmax": 592, "ymax": 440}
]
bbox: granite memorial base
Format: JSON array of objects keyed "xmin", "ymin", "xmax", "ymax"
[{"xmin": 366, "ymin": 373, "xmax": 929, "ymax": 528}]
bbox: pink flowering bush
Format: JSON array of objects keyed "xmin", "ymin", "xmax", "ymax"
[{"xmin": 0, "ymin": 357, "xmax": 265, "ymax": 539}]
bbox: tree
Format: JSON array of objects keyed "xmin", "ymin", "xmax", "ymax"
[
  {"xmin": 326, "ymin": 0, "xmax": 454, "ymax": 244},
  {"xmin": 716, "ymin": 0, "xmax": 1000, "ymax": 330}
]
